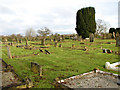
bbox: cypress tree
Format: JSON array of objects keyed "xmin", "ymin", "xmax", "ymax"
[
  {"xmin": 109, "ymin": 28, "xmax": 116, "ymax": 38},
  {"xmin": 116, "ymin": 28, "xmax": 120, "ymax": 34},
  {"xmin": 75, "ymin": 7, "xmax": 96, "ymax": 39}
]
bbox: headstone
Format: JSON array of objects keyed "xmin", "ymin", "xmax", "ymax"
[
  {"xmin": 26, "ymin": 78, "xmax": 33, "ymax": 88},
  {"xmin": 11, "ymin": 42, "xmax": 13, "ymax": 46},
  {"xmin": 45, "ymin": 50, "xmax": 51, "ymax": 54},
  {"xmin": 72, "ymin": 44, "xmax": 75, "ymax": 48},
  {"xmin": 6, "ymin": 46, "xmax": 12, "ymax": 59},
  {"xmin": 53, "ymin": 38, "xmax": 56, "ymax": 42},
  {"xmin": 26, "ymin": 40, "xmax": 28, "ymax": 46},
  {"xmin": 39, "ymin": 49, "xmax": 43, "ymax": 53},
  {"xmin": 77, "ymin": 36, "xmax": 82, "ymax": 41},
  {"xmin": 113, "ymin": 32, "xmax": 116, "ymax": 39},
  {"xmin": 7, "ymin": 64, "xmax": 13, "ymax": 72},
  {"xmin": 19, "ymin": 40, "xmax": 22, "ymax": 43},
  {"xmin": 106, "ymin": 49, "xmax": 112, "ymax": 53},
  {"xmin": 61, "ymin": 35, "xmax": 65, "ymax": 41},
  {"xmin": 54, "ymin": 42, "xmax": 58, "ymax": 47},
  {"xmin": 59, "ymin": 44, "xmax": 62, "ymax": 47},
  {"xmin": 31, "ymin": 62, "xmax": 42, "ymax": 76},
  {"xmin": 116, "ymin": 32, "xmax": 119, "ymax": 37},
  {"xmin": 116, "ymin": 36, "xmax": 120, "ymax": 47},
  {"xmin": 41, "ymin": 38, "xmax": 45, "ymax": 46},
  {"xmin": 4, "ymin": 38, "xmax": 8, "ymax": 45},
  {"xmin": 89, "ymin": 33, "xmax": 94, "ymax": 42}
]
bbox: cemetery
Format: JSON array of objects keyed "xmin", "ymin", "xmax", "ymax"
[
  {"xmin": 1, "ymin": 35, "xmax": 120, "ymax": 89},
  {"xmin": 0, "ymin": 5, "xmax": 120, "ymax": 89}
]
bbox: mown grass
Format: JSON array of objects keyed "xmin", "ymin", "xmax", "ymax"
[{"xmin": 1, "ymin": 39, "xmax": 119, "ymax": 88}]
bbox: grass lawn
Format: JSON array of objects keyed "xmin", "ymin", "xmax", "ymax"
[{"xmin": 1, "ymin": 39, "xmax": 119, "ymax": 88}]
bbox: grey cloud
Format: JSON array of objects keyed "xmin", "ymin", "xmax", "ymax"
[{"xmin": 0, "ymin": 5, "xmax": 15, "ymax": 15}]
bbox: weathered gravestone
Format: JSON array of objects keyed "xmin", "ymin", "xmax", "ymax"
[
  {"xmin": 54, "ymin": 42, "xmax": 58, "ymax": 47},
  {"xmin": 72, "ymin": 44, "xmax": 75, "ymax": 48},
  {"xmin": 6, "ymin": 46, "xmax": 12, "ymax": 59},
  {"xmin": 77, "ymin": 36, "xmax": 82, "ymax": 41},
  {"xmin": 39, "ymin": 49, "xmax": 43, "ymax": 53},
  {"xmin": 89, "ymin": 33, "xmax": 94, "ymax": 42},
  {"xmin": 41, "ymin": 38, "xmax": 45, "ymax": 46},
  {"xmin": 116, "ymin": 32, "xmax": 119, "ymax": 37},
  {"xmin": 53, "ymin": 38, "xmax": 56, "ymax": 42},
  {"xmin": 11, "ymin": 42, "xmax": 13, "ymax": 46},
  {"xmin": 45, "ymin": 50, "xmax": 51, "ymax": 54},
  {"xmin": 8, "ymin": 42, "xmax": 13, "ymax": 46},
  {"xmin": 31, "ymin": 62, "xmax": 42, "ymax": 76},
  {"xmin": 116, "ymin": 36, "xmax": 120, "ymax": 47},
  {"xmin": 59, "ymin": 44, "xmax": 62, "ymax": 47},
  {"xmin": 19, "ymin": 40, "xmax": 22, "ymax": 43},
  {"xmin": 6, "ymin": 64, "xmax": 14, "ymax": 72},
  {"xmin": 61, "ymin": 35, "xmax": 65, "ymax": 41},
  {"xmin": 26, "ymin": 40, "xmax": 28, "ymax": 46},
  {"xmin": 113, "ymin": 32, "xmax": 116, "ymax": 39},
  {"xmin": 3, "ymin": 38, "xmax": 8, "ymax": 44}
]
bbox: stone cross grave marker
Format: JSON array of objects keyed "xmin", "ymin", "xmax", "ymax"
[
  {"xmin": 6, "ymin": 46, "xmax": 12, "ymax": 59},
  {"xmin": 31, "ymin": 62, "xmax": 42, "ymax": 76}
]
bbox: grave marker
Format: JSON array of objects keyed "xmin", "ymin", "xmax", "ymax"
[
  {"xmin": 31, "ymin": 62, "xmax": 42, "ymax": 76},
  {"xmin": 26, "ymin": 40, "xmax": 28, "ymax": 46},
  {"xmin": 54, "ymin": 42, "xmax": 58, "ymax": 47},
  {"xmin": 116, "ymin": 36, "xmax": 120, "ymax": 47},
  {"xmin": 19, "ymin": 40, "xmax": 22, "ymax": 43},
  {"xmin": 113, "ymin": 32, "xmax": 116, "ymax": 39},
  {"xmin": 45, "ymin": 50, "xmax": 51, "ymax": 54},
  {"xmin": 59, "ymin": 44, "xmax": 62, "ymax": 47},
  {"xmin": 72, "ymin": 44, "xmax": 75, "ymax": 48},
  {"xmin": 39, "ymin": 49, "xmax": 43, "ymax": 53},
  {"xmin": 6, "ymin": 46, "xmax": 12, "ymax": 59},
  {"xmin": 89, "ymin": 33, "xmax": 94, "ymax": 42}
]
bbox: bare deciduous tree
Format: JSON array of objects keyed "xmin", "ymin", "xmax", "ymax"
[
  {"xmin": 37, "ymin": 27, "xmax": 51, "ymax": 45},
  {"xmin": 96, "ymin": 19, "xmax": 110, "ymax": 35},
  {"xmin": 25, "ymin": 28, "xmax": 36, "ymax": 41}
]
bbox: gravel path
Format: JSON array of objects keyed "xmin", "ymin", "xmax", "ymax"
[{"xmin": 62, "ymin": 73, "xmax": 120, "ymax": 88}]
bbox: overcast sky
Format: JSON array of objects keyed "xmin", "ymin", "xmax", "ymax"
[{"xmin": 0, "ymin": 0, "xmax": 118, "ymax": 35}]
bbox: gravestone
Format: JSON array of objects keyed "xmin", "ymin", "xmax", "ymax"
[
  {"xmin": 53, "ymin": 38, "xmax": 56, "ymax": 42},
  {"xmin": 59, "ymin": 44, "xmax": 62, "ymax": 47},
  {"xmin": 113, "ymin": 32, "xmax": 116, "ymax": 39},
  {"xmin": 54, "ymin": 42, "xmax": 58, "ymax": 47},
  {"xmin": 61, "ymin": 35, "xmax": 65, "ymax": 41},
  {"xmin": 7, "ymin": 64, "xmax": 13, "ymax": 72},
  {"xmin": 41, "ymin": 38, "xmax": 45, "ymax": 46},
  {"xmin": 19, "ymin": 40, "xmax": 22, "ymax": 43},
  {"xmin": 6, "ymin": 46, "xmax": 12, "ymax": 59},
  {"xmin": 4, "ymin": 38, "xmax": 8, "ymax": 45},
  {"xmin": 26, "ymin": 78, "xmax": 33, "ymax": 88},
  {"xmin": 26, "ymin": 40, "xmax": 28, "ymax": 46},
  {"xmin": 116, "ymin": 32, "xmax": 119, "ymax": 37},
  {"xmin": 77, "ymin": 36, "xmax": 82, "ymax": 41},
  {"xmin": 89, "ymin": 33, "xmax": 94, "ymax": 42},
  {"xmin": 116, "ymin": 36, "xmax": 120, "ymax": 47},
  {"xmin": 39, "ymin": 49, "xmax": 43, "ymax": 53},
  {"xmin": 72, "ymin": 44, "xmax": 75, "ymax": 48},
  {"xmin": 45, "ymin": 50, "xmax": 51, "ymax": 54},
  {"xmin": 11, "ymin": 42, "xmax": 13, "ymax": 46},
  {"xmin": 31, "ymin": 62, "xmax": 42, "ymax": 76}
]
